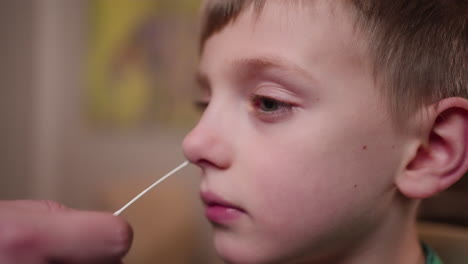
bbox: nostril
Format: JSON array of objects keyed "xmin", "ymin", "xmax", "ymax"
[{"xmin": 197, "ymin": 159, "xmax": 218, "ymax": 169}]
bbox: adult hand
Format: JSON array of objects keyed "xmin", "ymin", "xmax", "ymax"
[{"xmin": 0, "ymin": 200, "xmax": 133, "ymax": 264}]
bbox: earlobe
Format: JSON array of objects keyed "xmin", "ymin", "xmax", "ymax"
[{"xmin": 396, "ymin": 97, "xmax": 468, "ymax": 199}]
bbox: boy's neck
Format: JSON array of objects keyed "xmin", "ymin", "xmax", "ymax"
[
  {"xmin": 300, "ymin": 196, "xmax": 425, "ymax": 264},
  {"xmin": 336, "ymin": 198, "xmax": 424, "ymax": 264}
]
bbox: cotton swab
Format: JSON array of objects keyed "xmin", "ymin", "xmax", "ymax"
[{"xmin": 113, "ymin": 161, "xmax": 190, "ymax": 216}]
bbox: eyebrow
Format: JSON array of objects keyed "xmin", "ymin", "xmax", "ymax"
[
  {"xmin": 232, "ymin": 56, "xmax": 314, "ymax": 81},
  {"xmin": 195, "ymin": 55, "xmax": 315, "ymax": 90}
]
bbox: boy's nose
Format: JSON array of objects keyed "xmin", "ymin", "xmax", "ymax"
[{"xmin": 182, "ymin": 113, "xmax": 232, "ymax": 170}]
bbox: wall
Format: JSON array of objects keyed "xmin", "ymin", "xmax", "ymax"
[{"xmin": 0, "ymin": 1, "xmax": 35, "ymax": 199}]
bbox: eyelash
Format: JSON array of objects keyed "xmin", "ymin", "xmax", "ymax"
[
  {"xmin": 193, "ymin": 95, "xmax": 296, "ymax": 121},
  {"xmin": 250, "ymin": 94, "xmax": 296, "ymax": 121}
]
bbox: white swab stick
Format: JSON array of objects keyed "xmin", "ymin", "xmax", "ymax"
[{"xmin": 113, "ymin": 161, "xmax": 190, "ymax": 216}]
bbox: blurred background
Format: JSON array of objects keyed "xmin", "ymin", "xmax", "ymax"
[
  {"xmin": 0, "ymin": 0, "xmax": 466, "ymax": 263},
  {"xmin": 0, "ymin": 0, "xmax": 222, "ymax": 263}
]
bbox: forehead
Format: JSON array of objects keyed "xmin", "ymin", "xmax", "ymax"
[{"xmin": 198, "ymin": 0, "xmax": 369, "ymax": 87}]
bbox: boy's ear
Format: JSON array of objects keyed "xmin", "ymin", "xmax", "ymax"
[{"xmin": 396, "ymin": 97, "xmax": 468, "ymax": 199}]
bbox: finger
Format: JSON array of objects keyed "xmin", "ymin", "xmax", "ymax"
[
  {"xmin": 0, "ymin": 209, "xmax": 132, "ymax": 263},
  {"xmin": 40, "ymin": 211, "xmax": 133, "ymax": 263},
  {"xmin": 0, "ymin": 200, "xmax": 72, "ymax": 213}
]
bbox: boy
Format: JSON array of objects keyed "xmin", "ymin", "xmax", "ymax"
[{"xmin": 182, "ymin": 0, "xmax": 468, "ymax": 263}]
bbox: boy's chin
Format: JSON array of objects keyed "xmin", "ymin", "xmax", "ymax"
[
  {"xmin": 212, "ymin": 230, "xmax": 305, "ymax": 264},
  {"xmin": 213, "ymin": 230, "xmax": 269, "ymax": 264}
]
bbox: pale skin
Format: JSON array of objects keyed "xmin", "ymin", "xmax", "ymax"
[{"xmin": 183, "ymin": 1, "xmax": 468, "ymax": 264}]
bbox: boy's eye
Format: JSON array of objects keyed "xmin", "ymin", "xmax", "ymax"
[
  {"xmin": 258, "ymin": 97, "xmax": 280, "ymax": 112},
  {"xmin": 251, "ymin": 95, "xmax": 296, "ymax": 122}
]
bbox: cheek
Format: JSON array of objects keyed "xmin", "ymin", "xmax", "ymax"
[
  {"xmin": 244, "ymin": 144, "xmax": 357, "ymax": 229},
  {"xmin": 236, "ymin": 146, "xmax": 373, "ymax": 261},
  {"xmin": 245, "ymin": 118, "xmax": 398, "ymax": 207},
  {"xmin": 236, "ymin": 113, "xmax": 401, "ymax": 251}
]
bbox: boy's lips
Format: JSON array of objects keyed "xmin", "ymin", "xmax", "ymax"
[{"xmin": 200, "ymin": 191, "xmax": 246, "ymax": 224}]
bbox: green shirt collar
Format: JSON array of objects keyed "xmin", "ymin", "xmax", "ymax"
[{"xmin": 423, "ymin": 244, "xmax": 443, "ymax": 264}]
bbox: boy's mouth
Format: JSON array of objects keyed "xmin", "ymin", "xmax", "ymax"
[{"xmin": 201, "ymin": 191, "xmax": 246, "ymax": 224}]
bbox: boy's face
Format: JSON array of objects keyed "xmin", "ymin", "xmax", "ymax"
[{"xmin": 184, "ymin": 1, "xmax": 409, "ymax": 263}]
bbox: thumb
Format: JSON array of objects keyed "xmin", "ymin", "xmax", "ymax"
[{"xmin": 0, "ymin": 200, "xmax": 133, "ymax": 263}]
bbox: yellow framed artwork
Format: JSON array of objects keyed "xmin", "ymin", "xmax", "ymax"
[{"xmin": 86, "ymin": 0, "xmax": 200, "ymax": 130}]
